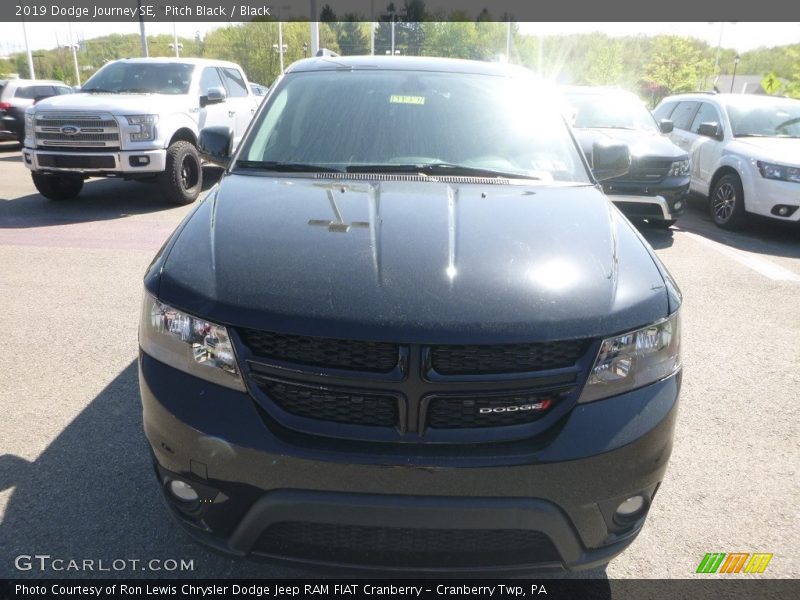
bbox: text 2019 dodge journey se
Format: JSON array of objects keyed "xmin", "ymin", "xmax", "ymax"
[{"xmin": 139, "ymin": 57, "xmax": 682, "ymax": 573}]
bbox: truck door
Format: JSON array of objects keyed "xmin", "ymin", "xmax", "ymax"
[
  {"xmin": 219, "ymin": 67, "xmax": 257, "ymax": 147},
  {"xmin": 198, "ymin": 67, "xmax": 233, "ymax": 133}
]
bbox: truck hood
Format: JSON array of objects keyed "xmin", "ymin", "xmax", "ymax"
[
  {"xmin": 32, "ymin": 92, "xmax": 190, "ymax": 114},
  {"xmin": 157, "ymin": 176, "xmax": 670, "ymax": 343},
  {"xmin": 575, "ymin": 128, "xmax": 687, "ymax": 161},
  {"xmin": 730, "ymin": 137, "xmax": 800, "ymax": 166}
]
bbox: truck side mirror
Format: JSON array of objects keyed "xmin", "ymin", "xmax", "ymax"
[
  {"xmin": 200, "ymin": 86, "xmax": 227, "ymax": 108},
  {"xmin": 698, "ymin": 122, "xmax": 723, "ymax": 141},
  {"xmin": 198, "ymin": 127, "xmax": 233, "ymax": 168},
  {"xmin": 659, "ymin": 119, "xmax": 674, "ymax": 134},
  {"xmin": 592, "ymin": 141, "xmax": 630, "ymax": 182}
]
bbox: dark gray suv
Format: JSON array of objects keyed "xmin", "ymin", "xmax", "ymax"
[{"xmin": 139, "ymin": 57, "xmax": 682, "ymax": 573}]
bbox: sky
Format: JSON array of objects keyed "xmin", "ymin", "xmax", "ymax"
[{"xmin": 1, "ymin": 21, "xmax": 799, "ymax": 58}]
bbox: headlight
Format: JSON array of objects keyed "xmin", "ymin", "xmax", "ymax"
[
  {"xmin": 579, "ymin": 312, "xmax": 680, "ymax": 403},
  {"xmin": 25, "ymin": 112, "xmax": 34, "ymax": 139},
  {"xmin": 668, "ymin": 159, "xmax": 690, "ymax": 177},
  {"xmin": 757, "ymin": 161, "xmax": 800, "ymax": 183},
  {"xmin": 125, "ymin": 114, "xmax": 158, "ymax": 142},
  {"xmin": 139, "ymin": 293, "xmax": 245, "ymax": 391}
]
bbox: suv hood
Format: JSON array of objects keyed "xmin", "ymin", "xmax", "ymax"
[
  {"xmin": 575, "ymin": 128, "xmax": 687, "ymax": 161},
  {"xmin": 32, "ymin": 92, "xmax": 189, "ymax": 114},
  {"xmin": 156, "ymin": 176, "xmax": 671, "ymax": 343},
  {"xmin": 731, "ymin": 137, "xmax": 800, "ymax": 165}
]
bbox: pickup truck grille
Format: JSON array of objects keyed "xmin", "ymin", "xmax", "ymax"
[
  {"xmin": 34, "ymin": 112, "xmax": 120, "ymax": 149},
  {"xmin": 239, "ymin": 327, "xmax": 594, "ymax": 444}
]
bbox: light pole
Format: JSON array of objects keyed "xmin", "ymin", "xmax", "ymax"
[
  {"xmin": 67, "ymin": 23, "xmax": 81, "ymax": 86},
  {"xmin": 170, "ymin": 22, "xmax": 182, "ymax": 57},
  {"xmin": 137, "ymin": 0, "xmax": 148, "ymax": 57},
  {"xmin": 22, "ymin": 17, "xmax": 35, "ymax": 79},
  {"xmin": 273, "ymin": 22, "xmax": 287, "ymax": 73},
  {"xmin": 730, "ymin": 54, "xmax": 740, "ymax": 93}
]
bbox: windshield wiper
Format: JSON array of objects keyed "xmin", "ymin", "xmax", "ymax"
[
  {"xmin": 346, "ymin": 163, "xmax": 541, "ymax": 180},
  {"xmin": 82, "ymin": 87, "xmax": 117, "ymax": 94},
  {"xmin": 117, "ymin": 88, "xmax": 152, "ymax": 94},
  {"xmin": 735, "ymin": 133, "xmax": 770, "ymax": 138},
  {"xmin": 234, "ymin": 160, "xmax": 344, "ymax": 173}
]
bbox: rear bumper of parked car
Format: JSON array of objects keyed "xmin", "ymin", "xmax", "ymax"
[
  {"xmin": 139, "ymin": 350, "xmax": 681, "ymax": 573},
  {"xmin": 21, "ymin": 147, "xmax": 167, "ymax": 176},
  {"xmin": 606, "ymin": 178, "xmax": 690, "ymax": 222}
]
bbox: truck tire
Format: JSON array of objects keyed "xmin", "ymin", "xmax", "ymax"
[
  {"xmin": 159, "ymin": 141, "xmax": 203, "ymax": 205},
  {"xmin": 31, "ymin": 173, "xmax": 84, "ymax": 201}
]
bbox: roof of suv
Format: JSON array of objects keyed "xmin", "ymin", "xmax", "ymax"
[
  {"xmin": 285, "ymin": 56, "xmax": 535, "ymax": 78},
  {"xmin": 106, "ymin": 57, "xmax": 243, "ymax": 70},
  {"xmin": 660, "ymin": 92, "xmax": 800, "ymax": 107}
]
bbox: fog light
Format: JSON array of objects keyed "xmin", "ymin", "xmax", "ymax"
[
  {"xmin": 129, "ymin": 155, "xmax": 150, "ymax": 167},
  {"xmin": 779, "ymin": 206, "xmax": 788, "ymax": 216},
  {"xmin": 615, "ymin": 495, "xmax": 646, "ymax": 520},
  {"xmin": 168, "ymin": 480, "xmax": 199, "ymax": 502},
  {"xmin": 673, "ymin": 201, "xmax": 683, "ymax": 211},
  {"xmin": 771, "ymin": 204, "xmax": 798, "ymax": 217}
]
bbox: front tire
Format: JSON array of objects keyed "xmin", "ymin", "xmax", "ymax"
[
  {"xmin": 31, "ymin": 173, "xmax": 84, "ymax": 201},
  {"xmin": 710, "ymin": 174, "xmax": 746, "ymax": 230},
  {"xmin": 158, "ymin": 141, "xmax": 203, "ymax": 205}
]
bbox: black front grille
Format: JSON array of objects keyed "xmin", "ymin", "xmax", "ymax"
[
  {"xmin": 37, "ymin": 154, "xmax": 115, "ymax": 169},
  {"xmin": 628, "ymin": 158, "xmax": 672, "ymax": 181},
  {"xmin": 427, "ymin": 391, "xmax": 562, "ymax": 428},
  {"xmin": 239, "ymin": 328, "xmax": 399, "ymax": 372},
  {"xmin": 257, "ymin": 379, "xmax": 398, "ymax": 427},
  {"xmin": 254, "ymin": 522, "xmax": 559, "ymax": 568},
  {"xmin": 430, "ymin": 340, "xmax": 586, "ymax": 375}
]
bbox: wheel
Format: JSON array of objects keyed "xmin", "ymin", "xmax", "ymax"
[
  {"xmin": 158, "ymin": 141, "xmax": 203, "ymax": 205},
  {"xmin": 31, "ymin": 173, "xmax": 83, "ymax": 201},
  {"xmin": 648, "ymin": 219, "xmax": 677, "ymax": 229},
  {"xmin": 710, "ymin": 174, "xmax": 746, "ymax": 229}
]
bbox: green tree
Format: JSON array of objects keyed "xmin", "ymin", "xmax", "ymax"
[{"xmin": 643, "ymin": 36, "xmax": 712, "ymax": 102}]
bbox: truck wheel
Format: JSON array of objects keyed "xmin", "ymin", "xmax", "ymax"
[
  {"xmin": 31, "ymin": 173, "xmax": 84, "ymax": 201},
  {"xmin": 159, "ymin": 141, "xmax": 203, "ymax": 205},
  {"xmin": 710, "ymin": 174, "xmax": 745, "ymax": 230}
]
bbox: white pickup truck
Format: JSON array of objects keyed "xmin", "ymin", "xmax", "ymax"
[{"xmin": 22, "ymin": 57, "xmax": 260, "ymax": 204}]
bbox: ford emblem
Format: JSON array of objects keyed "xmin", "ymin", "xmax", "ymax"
[{"xmin": 60, "ymin": 125, "xmax": 80, "ymax": 135}]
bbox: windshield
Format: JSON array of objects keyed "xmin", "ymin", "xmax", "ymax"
[
  {"xmin": 566, "ymin": 93, "xmax": 659, "ymax": 132},
  {"xmin": 82, "ymin": 62, "xmax": 195, "ymax": 95},
  {"xmin": 726, "ymin": 99, "xmax": 800, "ymax": 138},
  {"xmin": 236, "ymin": 70, "xmax": 591, "ymax": 183}
]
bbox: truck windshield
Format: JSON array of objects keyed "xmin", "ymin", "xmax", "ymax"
[
  {"xmin": 566, "ymin": 93, "xmax": 660, "ymax": 132},
  {"xmin": 237, "ymin": 69, "xmax": 591, "ymax": 183},
  {"xmin": 82, "ymin": 62, "xmax": 194, "ymax": 95}
]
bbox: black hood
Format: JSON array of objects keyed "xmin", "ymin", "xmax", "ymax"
[
  {"xmin": 154, "ymin": 175, "xmax": 670, "ymax": 343},
  {"xmin": 574, "ymin": 128, "xmax": 687, "ymax": 162}
]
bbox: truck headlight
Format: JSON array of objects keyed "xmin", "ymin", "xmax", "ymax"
[
  {"xmin": 579, "ymin": 312, "xmax": 680, "ymax": 403},
  {"xmin": 139, "ymin": 293, "xmax": 245, "ymax": 391},
  {"xmin": 25, "ymin": 112, "xmax": 34, "ymax": 140},
  {"xmin": 126, "ymin": 114, "xmax": 158, "ymax": 142},
  {"xmin": 757, "ymin": 161, "xmax": 800, "ymax": 184},
  {"xmin": 668, "ymin": 159, "xmax": 690, "ymax": 177}
]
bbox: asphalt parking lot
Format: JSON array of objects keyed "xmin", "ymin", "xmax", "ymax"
[{"xmin": 0, "ymin": 140, "xmax": 798, "ymax": 580}]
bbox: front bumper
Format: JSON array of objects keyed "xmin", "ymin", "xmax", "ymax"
[
  {"xmin": 22, "ymin": 146, "xmax": 167, "ymax": 176},
  {"xmin": 140, "ymin": 351, "xmax": 681, "ymax": 573},
  {"xmin": 605, "ymin": 177, "xmax": 689, "ymax": 222}
]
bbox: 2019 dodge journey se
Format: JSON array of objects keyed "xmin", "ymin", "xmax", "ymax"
[{"xmin": 139, "ymin": 57, "xmax": 682, "ymax": 573}]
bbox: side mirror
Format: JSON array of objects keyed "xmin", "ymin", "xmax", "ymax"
[
  {"xmin": 198, "ymin": 126, "xmax": 233, "ymax": 168},
  {"xmin": 200, "ymin": 86, "xmax": 227, "ymax": 108},
  {"xmin": 659, "ymin": 119, "xmax": 674, "ymax": 134},
  {"xmin": 698, "ymin": 122, "xmax": 723, "ymax": 140},
  {"xmin": 592, "ymin": 141, "xmax": 630, "ymax": 182}
]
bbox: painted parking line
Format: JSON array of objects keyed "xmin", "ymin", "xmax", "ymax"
[{"xmin": 680, "ymin": 231, "xmax": 800, "ymax": 283}]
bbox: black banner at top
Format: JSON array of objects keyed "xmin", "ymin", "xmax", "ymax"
[{"xmin": 3, "ymin": 0, "xmax": 800, "ymax": 22}]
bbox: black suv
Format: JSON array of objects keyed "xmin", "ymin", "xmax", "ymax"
[
  {"xmin": 563, "ymin": 86, "xmax": 690, "ymax": 228},
  {"xmin": 139, "ymin": 57, "xmax": 682, "ymax": 573},
  {"xmin": 0, "ymin": 79, "xmax": 73, "ymax": 143}
]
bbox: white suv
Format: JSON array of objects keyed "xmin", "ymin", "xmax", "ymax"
[
  {"xmin": 22, "ymin": 57, "xmax": 259, "ymax": 204},
  {"xmin": 654, "ymin": 93, "xmax": 800, "ymax": 229}
]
